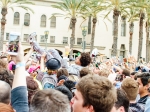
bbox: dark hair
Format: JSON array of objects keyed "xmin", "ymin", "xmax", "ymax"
[
  {"xmin": 80, "ymin": 68, "xmax": 90, "ymax": 78},
  {"xmin": 0, "ymin": 69, "xmax": 14, "ymax": 87},
  {"xmin": 64, "ymin": 80, "xmax": 75, "ymax": 91},
  {"xmin": 130, "ymin": 71, "xmax": 137, "ymax": 76},
  {"xmin": 26, "ymin": 76, "xmax": 39, "ymax": 104},
  {"xmin": 57, "ymin": 68, "xmax": 69, "ymax": 78},
  {"xmin": 30, "ymin": 89, "xmax": 70, "ymax": 112},
  {"xmin": 136, "ymin": 72, "xmax": 150, "ymax": 86},
  {"xmin": 115, "ymin": 89, "xmax": 129, "ymax": 112},
  {"xmin": 122, "ymin": 69, "xmax": 130, "ymax": 77},
  {"xmin": 80, "ymin": 52, "xmax": 91, "ymax": 67},
  {"xmin": 0, "ymin": 56, "xmax": 7, "ymax": 59},
  {"xmin": 55, "ymin": 85, "xmax": 73, "ymax": 101},
  {"xmin": 76, "ymin": 75, "xmax": 117, "ymax": 112}
]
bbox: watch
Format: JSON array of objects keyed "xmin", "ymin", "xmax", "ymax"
[{"xmin": 15, "ymin": 62, "xmax": 25, "ymax": 69}]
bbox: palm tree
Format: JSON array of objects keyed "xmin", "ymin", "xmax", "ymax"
[
  {"xmin": 105, "ymin": 0, "xmax": 129, "ymax": 57},
  {"xmin": 0, "ymin": 0, "xmax": 34, "ymax": 51},
  {"xmin": 124, "ymin": 7, "xmax": 139, "ymax": 55},
  {"xmin": 145, "ymin": 6, "xmax": 150, "ymax": 62},
  {"xmin": 51, "ymin": 0, "xmax": 84, "ymax": 58},
  {"xmin": 80, "ymin": 0, "xmax": 107, "ymax": 53},
  {"xmin": 128, "ymin": 0, "xmax": 149, "ymax": 60}
]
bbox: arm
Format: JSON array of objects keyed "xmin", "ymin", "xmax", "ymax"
[
  {"xmin": 11, "ymin": 43, "xmax": 29, "ymax": 112},
  {"xmin": 24, "ymin": 47, "xmax": 33, "ymax": 63}
]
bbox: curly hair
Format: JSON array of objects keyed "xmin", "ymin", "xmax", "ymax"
[
  {"xmin": 26, "ymin": 76, "xmax": 39, "ymax": 104},
  {"xmin": 0, "ymin": 69, "xmax": 14, "ymax": 87},
  {"xmin": 80, "ymin": 52, "xmax": 91, "ymax": 67}
]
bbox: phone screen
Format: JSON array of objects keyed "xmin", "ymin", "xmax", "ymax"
[{"xmin": 8, "ymin": 32, "xmax": 21, "ymax": 55}]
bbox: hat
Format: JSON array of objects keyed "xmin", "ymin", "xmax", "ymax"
[{"xmin": 46, "ymin": 58, "xmax": 61, "ymax": 70}]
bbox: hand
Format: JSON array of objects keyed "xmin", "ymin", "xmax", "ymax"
[
  {"xmin": 11, "ymin": 43, "xmax": 24, "ymax": 64},
  {"xmin": 41, "ymin": 52, "xmax": 46, "ymax": 59}
]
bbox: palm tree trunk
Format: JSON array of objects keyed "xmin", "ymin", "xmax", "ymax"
[
  {"xmin": 112, "ymin": 9, "xmax": 120, "ymax": 57},
  {"xmin": 0, "ymin": 7, "xmax": 7, "ymax": 51},
  {"xmin": 90, "ymin": 17, "xmax": 97, "ymax": 53},
  {"xmin": 146, "ymin": 21, "xmax": 150, "ymax": 62},
  {"xmin": 137, "ymin": 12, "xmax": 145, "ymax": 60},
  {"xmin": 129, "ymin": 22, "xmax": 134, "ymax": 54},
  {"xmin": 70, "ymin": 17, "xmax": 76, "ymax": 58}
]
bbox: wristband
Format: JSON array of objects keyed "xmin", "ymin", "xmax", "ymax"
[{"xmin": 16, "ymin": 62, "xmax": 25, "ymax": 69}]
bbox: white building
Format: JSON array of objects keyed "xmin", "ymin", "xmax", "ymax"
[{"xmin": 2, "ymin": 0, "xmax": 147, "ymax": 60}]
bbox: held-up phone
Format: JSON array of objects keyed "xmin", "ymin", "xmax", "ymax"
[{"xmin": 8, "ymin": 32, "xmax": 21, "ymax": 55}]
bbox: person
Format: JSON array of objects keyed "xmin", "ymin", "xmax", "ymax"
[
  {"xmin": 71, "ymin": 75, "xmax": 117, "ymax": 112},
  {"xmin": 0, "ymin": 103, "xmax": 15, "ymax": 112},
  {"xmin": 0, "ymin": 81, "xmax": 11, "ymax": 104},
  {"xmin": 136, "ymin": 72, "xmax": 150, "ymax": 104},
  {"xmin": 26, "ymin": 76, "xmax": 39, "ymax": 104},
  {"xmin": 80, "ymin": 67, "xmax": 90, "ymax": 78},
  {"xmin": 62, "ymin": 52, "xmax": 91, "ymax": 76},
  {"xmin": 30, "ymin": 89, "xmax": 71, "ymax": 112},
  {"xmin": 121, "ymin": 78, "xmax": 145, "ymax": 112},
  {"xmin": 40, "ymin": 58, "xmax": 61, "ymax": 89},
  {"xmin": 11, "ymin": 43, "xmax": 29, "ymax": 112},
  {"xmin": 111, "ymin": 89, "xmax": 129, "ymax": 112}
]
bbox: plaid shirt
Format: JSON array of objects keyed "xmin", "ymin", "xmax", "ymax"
[{"xmin": 129, "ymin": 103, "xmax": 145, "ymax": 112}]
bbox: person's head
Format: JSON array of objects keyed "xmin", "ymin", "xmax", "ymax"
[
  {"xmin": 121, "ymin": 78, "xmax": 139, "ymax": 101},
  {"xmin": 0, "ymin": 69, "xmax": 13, "ymax": 87},
  {"xmin": 98, "ymin": 69, "xmax": 110, "ymax": 77},
  {"xmin": 71, "ymin": 75, "xmax": 117, "ymax": 112},
  {"xmin": 80, "ymin": 68, "xmax": 90, "ymax": 78},
  {"xmin": 0, "ymin": 59, "xmax": 8, "ymax": 69},
  {"xmin": 46, "ymin": 58, "xmax": 61, "ymax": 75},
  {"xmin": 0, "ymin": 56, "xmax": 8, "ymax": 63},
  {"xmin": 26, "ymin": 76, "xmax": 39, "ymax": 104},
  {"xmin": 0, "ymin": 81, "xmax": 11, "ymax": 104},
  {"xmin": 55, "ymin": 85, "xmax": 73, "ymax": 101},
  {"xmin": 75, "ymin": 52, "xmax": 91, "ymax": 67},
  {"xmin": 57, "ymin": 68, "xmax": 69, "ymax": 78},
  {"xmin": 30, "ymin": 89, "xmax": 70, "ymax": 112},
  {"xmin": 0, "ymin": 103, "xmax": 15, "ymax": 112},
  {"xmin": 130, "ymin": 71, "xmax": 138, "ymax": 80},
  {"xmin": 122, "ymin": 69, "xmax": 130, "ymax": 78},
  {"xmin": 64, "ymin": 80, "xmax": 75, "ymax": 91},
  {"xmin": 136, "ymin": 72, "xmax": 150, "ymax": 97},
  {"xmin": 111, "ymin": 89, "xmax": 129, "ymax": 112}
]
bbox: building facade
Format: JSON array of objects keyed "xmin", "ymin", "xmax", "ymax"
[{"xmin": 2, "ymin": 0, "xmax": 147, "ymax": 59}]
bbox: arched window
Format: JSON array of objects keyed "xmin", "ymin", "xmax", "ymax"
[
  {"xmin": 121, "ymin": 16, "xmax": 126, "ymax": 36},
  {"xmin": 24, "ymin": 13, "xmax": 30, "ymax": 26},
  {"xmin": 14, "ymin": 12, "xmax": 20, "ymax": 24},
  {"xmin": 50, "ymin": 16, "xmax": 56, "ymax": 28},
  {"xmin": 41, "ymin": 15, "xmax": 46, "ymax": 27}
]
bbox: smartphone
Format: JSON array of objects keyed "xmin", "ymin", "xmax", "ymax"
[{"xmin": 8, "ymin": 32, "xmax": 21, "ymax": 55}]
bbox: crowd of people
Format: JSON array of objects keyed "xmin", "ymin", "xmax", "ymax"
[{"xmin": 0, "ymin": 42, "xmax": 150, "ymax": 112}]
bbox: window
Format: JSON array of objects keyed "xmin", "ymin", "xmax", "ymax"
[
  {"xmin": 77, "ymin": 38, "xmax": 82, "ymax": 45},
  {"xmin": 63, "ymin": 37, "xmax": 68, "ymax": 44},
  {"xmin": 6, "ymin": 33, "xmax": 9, "ymax": 40},
  {"xmin": 121, "ymin": 16, "xmax": 126, "ymax": 36},
  {"xmin": 40, "ymin": 15, "xmax": 46, "ymax": 27},
  {"xmin": 120, "ymin": 44, "xmax": 125, "ymax": 58},
  {"xmin": 24, "ymin": 13, "xmax": 30, "ymax": 26},
  {"xmin": 40, "ymin": 35, "xmax": 46, "ymax": 42},
  {"xmin": 50, "ymin": 36, "xmax": 55, "ymax": 43},
  {"xmin": 14, "ymin": 12, "xmax": 20, "ymax": 24},
  {"xmin": 23, "ymin": 34, "xmax": 29, "ymax": 42},
  {"xmin": 50, "ymin": 16, "xmax": 56, "ymax": 28},
  {"xmin": 88, "ymin": 16, "xmax": 91, "ymax": 34}
]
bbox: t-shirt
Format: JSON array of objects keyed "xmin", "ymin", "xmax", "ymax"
[{"xmin": 11, "ymin": 86, "xmax": 29, "ymax": 112}]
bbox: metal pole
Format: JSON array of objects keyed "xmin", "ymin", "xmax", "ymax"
[{"xmin": 83, "ymin": 36, "xmax": 85, "ymax": 52}]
